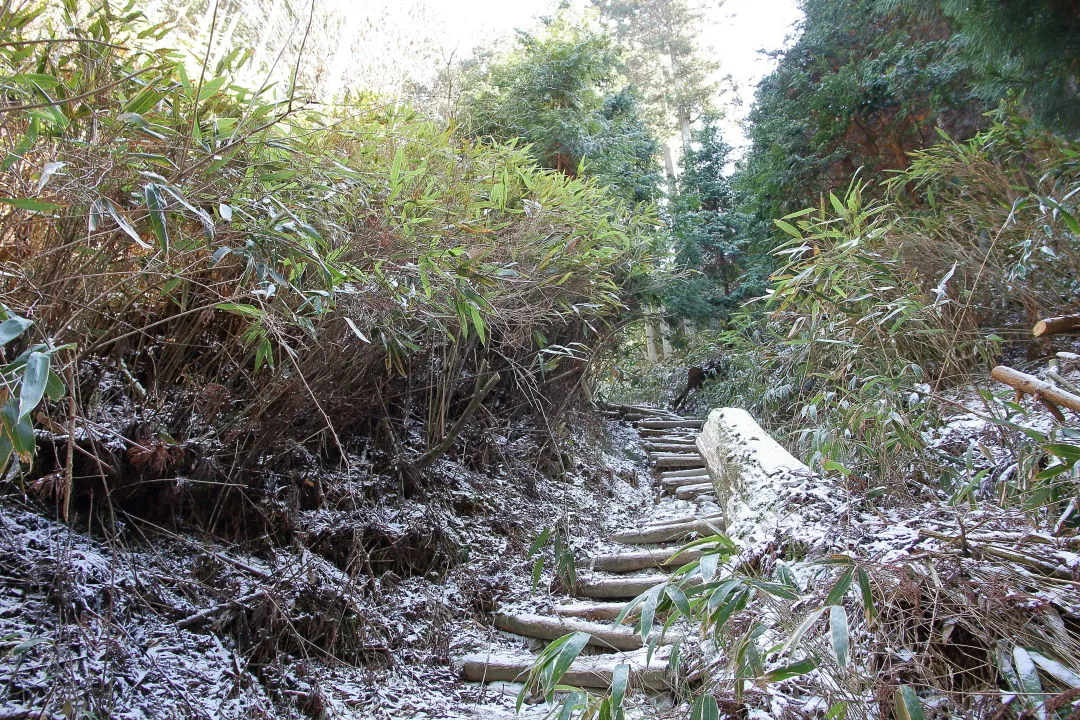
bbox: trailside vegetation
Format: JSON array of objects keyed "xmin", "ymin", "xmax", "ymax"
[{"xmin": 0, "ymin": 2, "xmax": 654, "ymax": 527}]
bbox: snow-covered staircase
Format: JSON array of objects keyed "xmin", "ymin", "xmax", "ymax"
[{"xmin": 458, "ymin": 407, "xmax": 718, "ymax": 694}]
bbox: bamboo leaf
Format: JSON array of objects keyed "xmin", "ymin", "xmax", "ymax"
[
  {"xmin": 144, "ymin": 183, "xmax": 169, "ymax": 251},
  {"xmin": 895, "ymin": 686, "xmax": 924, "ymax": 720},
  {"xmin": 18, "ymin": 351, "xmax": 50, "ymax": 420},
  {"xmin": 830, "ymin": 605, "xmax": 849, "ymax": 668}
]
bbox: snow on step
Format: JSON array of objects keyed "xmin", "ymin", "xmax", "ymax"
[
  {"xmin": 645, "ymin": 510, "xmax": 723, "ymax": 527},
  {"xmin": 642, "ymin": 442, "xmax": 700, "ymax": 453},
  {"xmin": 460, "ymin": 647, "xmax": 670, "ymax": 691},
  {"xmin": 660, "ymin": 467, "xmax": 710, "ymax": 479},
  {"xmin": 611, "ymin": 518, "xmax": 720, "ymax": 545},
  {"xmin": 583, "ymin": 547, "xmax": 703, "ymax": 573},
  {"xmin": 635, "ymin": 419, "xmax": 704, "ymax": 430},
  {"xmin": 674, "ymin": 482, "xmax": 714, "ymax": 500},
  {"xmin": 637, "ymin": 428, "xmax": 697, "ymax": 438},
  {"xmin": 553, "ymin": 601, "xmax": 633, "ymax": 621},
  {"xmin": 575, "ymin": 572, "xmax": 670, "ymax": 599},
  {"xmin": 494, "ymin": 612, "xmax": 643, "ymax": 651},
  {"xmin": 661, "ymin": 474, "xmax": 710, "ymax": 491},
  {"xmin": 652, "ymin": 453, "xmax": 705, "ymax": 470}
]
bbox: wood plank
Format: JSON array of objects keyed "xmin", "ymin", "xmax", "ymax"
[
  {"xmin": 636, "ymin": 419, "xmax": 704, "ymax": 430},
  {"xmin": 675, "ymin": 482, "xmax": 714, "ymax": 500}
]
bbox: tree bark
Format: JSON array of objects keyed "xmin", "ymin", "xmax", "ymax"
[{"xmin": 991, "ymin": 365, "xmax": 1080, "ymax": 413}]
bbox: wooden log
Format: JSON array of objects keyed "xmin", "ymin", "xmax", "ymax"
[
  {"xmin": 1033, "ymin": 313, "xmax": 1080, "ymax": 337},
  {"xmin": 460, "ymin": 651, "xmax": 669, "ymax": 691},
  {"xmin": 991, "ymin": 365, "xmax": 1080, "ymax": 413},
  {"xmin": 611, "ymin": 518, "xmax": 721, "ymax": 545},
  {"xmin": 660, "ymin": 467, "xmax": 712, "ymax": 479},
  {"xmin": 637, "ymin": 428, "xmax": 697, "ymax": 438},
  {"xmin": 575, "ymin": 573, "xmax": 670, "ymax": 599},
  {"xmin": 674, "ymin": 482, "xmax": 714, "ymax": 500},
  {"xmin": 553, "ymin": 601, "xmax": 636, "ymax": 621},
  {"xmin": 636, "ymin": 419, "xmax": 704, "ymax": 430},
  {"xmin": 494, "ymin": 612, "xmax": 643, "ymax": 651},
  {"xmin": 645, "ymin": 510, "xmax": 724, "ymax": 527},
  {"xmin": 642, "ymin": 441, "xmax": 698, "ymax": 452},
  {"xmin": 583, "ymin": 547, "xmax": 703, "ymax": 573},
  {"xmin": 653, "ymin": 455, "xmax": 705, "ymax": 470},
  {"xmin": 661, "ymin": 475, "xmax": 710, "ymax": 491}
]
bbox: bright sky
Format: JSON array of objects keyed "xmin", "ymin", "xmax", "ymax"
[{"xmin": 424, "ymin": 0, "xmax": 804, "ymax": 150}]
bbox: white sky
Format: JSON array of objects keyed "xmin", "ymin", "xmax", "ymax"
[{"xmin": 421, "ymin": 0, "xmax": 803, "ymax": 150}]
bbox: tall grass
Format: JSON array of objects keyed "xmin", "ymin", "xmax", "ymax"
[{"xmin": 0, "ymin": 1, "xmax": 654, "ymax": 527}]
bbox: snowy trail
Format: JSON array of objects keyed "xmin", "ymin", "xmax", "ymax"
[{"xmin": 455, "ymin": 407, "xmax": 719, "ymax": 715}]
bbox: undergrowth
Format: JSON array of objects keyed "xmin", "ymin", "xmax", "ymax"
[{"xmin": 0, "ymin": 1, "xmax": 654, "ymax": 533}]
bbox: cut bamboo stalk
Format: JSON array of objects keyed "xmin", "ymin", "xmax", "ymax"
[
  {"xmin": 493, "ymin": 612, "xmax": 643, "ymax": 651},
  {"xmin": 991, "ymin": 365, "xmax": 1080, "ymax": 413},
  {"xmin": 1033, "ymin": 313, "xmax": 1080, "ymax": 337}
]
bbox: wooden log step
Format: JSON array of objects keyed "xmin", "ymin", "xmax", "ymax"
[
  {"xmin": 652, "ymin": 454, "xmax": 705, "ymax": 470},
  {"xmin": 661, "ymin": 467, "xmax": 712, "ymax": 479},
  {"xmin": 576, "ymin": 572, "xmax": 670, "ymax": 599},
  {"xmin": 636, "ymin": 419, "xmax": 704, "ymax": 430},
  {"xmin": 583, "ymin": 547, "xmax": 703, "ymax": 573},
  {"xmin": 675, "ymin": 482, "xmax": 714, "ymax": 500},
  {"xmin": 645, "ymin": 511, "xmax": 723, "ymax": 527},
  {"xmin": 494, "ymin": 612, "xmax": 643, "ymax": 651},
  {"xmin": 553, "ymin": 601, "xmax": 634, "ymax": 621},
  {"xmin": 611, "ymin": 518, "xmax": 721, "ymax": 545},
  {"xmin": 661, "ymin": 475, "xmax": 710, "ymax": 490},
  {"xmin": 642, "ymin": 442, "xmax": 699, "ymax": 453},
  {"xmin": 460, "ymin": 649, "xmax": 669, "ymax": 691},
  {"xmin": 637, "ymin": 428, "xmax": 697, "ymax": 439}
]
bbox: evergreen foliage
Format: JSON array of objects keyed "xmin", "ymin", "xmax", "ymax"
[
  {"xmin": 459, "ymin": 17, "xmax": 662, "ymax": 204},
  {"xmin": 663, "ymin": 120, "xmax": 764, "ymax": 322},
  {"xmin": 737, "ymin": 0, "xmax": 984, "ymax": 229}
]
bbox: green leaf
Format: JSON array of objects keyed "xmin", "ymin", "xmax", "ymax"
[
  {"xmin": 0, "ymin": 433, "xmax": 13, "ymax": 475},
  {"xmin": 664, "ymin": 583, "xmax": 692, "ymax": 618},
  {"xmin": 825, "ymin": 567, "xmax": 854, "ymax": 605},
  {"xmin": 830, "ymin": 605, "xmax": 849, "ymax": 667},
  {"xmin": 197, "ymin": 76, "xmax": 228, "ymax": 102},
  {"xmin": 691, "ymin": 694, "xmax": 719, "ymax": 720},
  {"xmin": 18, "ymin": 351, "xmax": 50, "ymax": 420},
  {"xmin": 610, "ymin": 663, "xmax": 629, "ymax": 710},
  {"xmin": 0, "ymin": 197, "xmax": 61, "ymax": 212},
  {"xmin": 44, "ymin": 371, "xmax": 65, "ymax": 401},
  {"xmin": 547, "ymin": 632, "xmax": 590, "ymax": 693},
  {"xmin": 215, "ymin": 302, "xmax": 263, "ymax": 318},
  {"xmin": 93, "ymin": 198, "xmax": 151, "ymax": 249},
  {"xmin": 782, "ymin": 607, "xmax": 825, "ymax": 655},
  {"xmin": 0, "ymin": 316, "xmax": 32, "ymax": 346},
  {"xmin": 144, "ymin": 183, "xmax": 169, "ymax": 251},
  {"xmin": 895, "ymin": 686, "xmax": 924, "ymax": 720},
  {"xmin": 764, "ymin": 657, "xmax": 818, "ymax": 682},
  {"xmin": 1044, "ymin": 443, "xmax": 1080, "ymax": 462},
  {"xmin": 857, "ymin": 568, "xmax": 876, "ymax": 623},
  {"xmin": 1013, "ymin": 647, "xmax": 1043, "ymax": 696}
]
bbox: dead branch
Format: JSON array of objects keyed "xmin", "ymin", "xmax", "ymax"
[{"xmin": 991, "ymin": 365, "xmax": 1080, "ymax": 414}]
